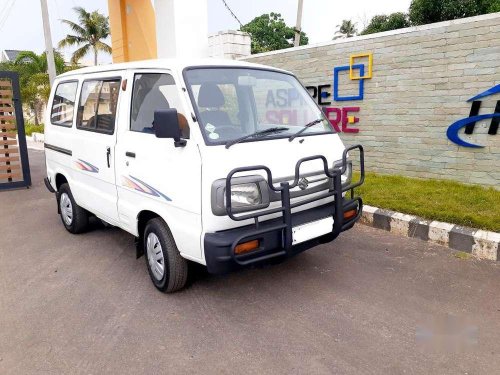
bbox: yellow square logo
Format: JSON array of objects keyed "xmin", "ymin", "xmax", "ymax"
[{"xmin": 349, "ymin": 53, "xmax": 373, "ymax": 80}]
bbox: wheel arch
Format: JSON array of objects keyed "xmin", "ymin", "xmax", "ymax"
[
  {"xmin": 55, "ymin": 173, "xmax": 68, "ymax": 191},
  {"xmin": 136, "ymin": 210, "xmax": 161, "ymax": 258}
]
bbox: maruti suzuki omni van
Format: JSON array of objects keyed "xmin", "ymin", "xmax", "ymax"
[{"xmin": 44, "ymin": 59, "xmax": 365, "ymax": 292}]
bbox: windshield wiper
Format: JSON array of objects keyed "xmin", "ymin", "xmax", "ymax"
[
  {"xmin": 225, "ymin": 127, "xmax": 289, "ymax": 149},
  {"xmin": 288, "ymin": 118, "xmax": 324, "ymax": 142}
]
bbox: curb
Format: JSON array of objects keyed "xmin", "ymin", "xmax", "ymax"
[{"xmin": 360, "ymin": 205, "xmax": 499, "ymax": 261}]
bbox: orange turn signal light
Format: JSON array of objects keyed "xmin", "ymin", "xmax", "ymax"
[
  {"xmin": 344, "ymin": 209, "xmax": 357, "ymax": 220},
  {"xmin": 235, "ymin": 240, "xmax": 260, "ymax": 254}
]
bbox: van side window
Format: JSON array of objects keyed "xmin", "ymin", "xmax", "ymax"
[
  {"xmin": 50, "ymin": 81, "xmax": 78, "ymax": 126},
  {"xmin": 76, "ymin": 79, "xmax": 120, "ymax": 134},
  {"xmin": 130, "ymin": 73, "xmax": 189, "ymax": 138}
]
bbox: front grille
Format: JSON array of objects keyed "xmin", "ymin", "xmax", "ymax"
[{"xmin": 269, "ymin": 169, "xmax": 333, "ymax": 202}]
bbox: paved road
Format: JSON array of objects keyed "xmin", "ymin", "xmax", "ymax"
[{"xmin": 1, "ymin": 150, "xmax": 499, "ymax": 374}]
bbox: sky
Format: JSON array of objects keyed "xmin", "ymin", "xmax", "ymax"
[{"xmin": 0, "ymin": 0, "xmax": 411, "ymax": 64}]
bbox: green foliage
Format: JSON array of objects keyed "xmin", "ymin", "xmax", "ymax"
[
  {"xmin": 360, "ymin": 0, "xmax": 499, "ymax": 35},
  {"xmin": 24, "ymin": 123, "xmax": 44, "ymax": 136},
  {"xmin": 355, "ymin": 172, "xmax": 500, "ymax": 232},
  {"xmin": 485, "ymin": 0, "xmax": 500, "ymax": 11},
  {"xmin": 409, "ymin": 0, "xmax": 500, "ymax": 25},
  {"xmin": 361, "ymin": 13, "xmax": 411, "ymax": 35},
  {"xmin": 333, "ymin": 20, "xmax": 358, "ymax": 39},
  {"xmin": 15, "ymin": 51, "xmax": 66, "ymax": 102},
  {"xmin": 0, "ymin": 51, "xmax": 68, "ymax": 125},
  {"xmin": 58, "ymin": 6, "xmax": 112, "ymax": 65},
  {"xmin": 241, "ymin": 12, "xmax": 308, "ymax": 54}
]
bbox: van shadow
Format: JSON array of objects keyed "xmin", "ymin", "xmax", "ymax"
[{"xmin": 83, "ymin": 217, "xmax": 329, "ymax": 294}]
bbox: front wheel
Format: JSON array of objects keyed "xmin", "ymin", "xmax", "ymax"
[{"xmin": 144, "ymin": 218, "xmax": 188, "ymax": 293}]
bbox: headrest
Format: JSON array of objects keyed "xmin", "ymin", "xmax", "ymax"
[{"xmin": 198, "ymin": 83, "xmax": 225, "ymax": 107}]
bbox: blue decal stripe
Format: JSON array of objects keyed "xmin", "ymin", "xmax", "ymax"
[{"xmin": 447, "ymin": 113, "xmax": 500, "ymax": 148}]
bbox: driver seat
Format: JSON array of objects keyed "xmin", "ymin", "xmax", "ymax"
[{"xmin": 198, "ymin": 83, "xmax": 232, "ymax": 127}]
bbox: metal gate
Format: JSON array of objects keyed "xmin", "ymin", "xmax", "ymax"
[{"xmin": 0, "ymin": 71, "xmax": 31, "ymax": 190}]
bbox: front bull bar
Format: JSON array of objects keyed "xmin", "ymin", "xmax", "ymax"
[{"xmin": 224, "ymin": 144, "xmax": 365, "ymax": 266}]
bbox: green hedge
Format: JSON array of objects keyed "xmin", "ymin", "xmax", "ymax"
[{"xmin": 24, "ymin": 123, "xmax": 44, "ymax": 136}]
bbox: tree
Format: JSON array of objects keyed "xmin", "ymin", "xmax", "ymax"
[
  {"xmin": 13, "ymin": 51, "xmax": 66, "ymax": 125},
  {"xmin": 241, "ymin": 13, "xmax": 308, "ymax": 54},
  {"xmin": 361, "ymin": 13, "xmax": 411, "ymax": 35},
  {"xmin": 58, "ymin": 7, "xmax": 111, "ymax": 65},
  {"xmin": 409, "ymin": 0, "xmax": 500, "ymax": 25},
  {"xmin": 333, "ymin": 20, "xmax": 357, "ymax": 40}
]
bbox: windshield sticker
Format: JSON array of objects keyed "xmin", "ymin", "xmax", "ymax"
[
  {"xmin": 122, "ymin": 175, "xmax": 172, "ymax": 201},
  {"xmin": 205, "ymin": 123, "xmax": 216, "ymax": 132},
  {"xmin": 75, "ymin": 159, "xmax": 99, "ymax": 173},
  {"xmin": 205, "ymin": 122, "xmax": 220, "ymax": 140}
]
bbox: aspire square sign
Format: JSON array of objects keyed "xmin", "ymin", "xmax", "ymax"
[
  {"xmin": 264, "ymin": 52, "xmax": 498, "ymax": 149},
  {"xmin": 264, "ymin": 53, "xmax": 373, "ymax": 134}
]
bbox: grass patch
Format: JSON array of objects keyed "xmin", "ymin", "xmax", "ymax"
[
  {"xmin": 454, "ymin": 251, "xmax": 472, "ymax": 260},
  {"xmin": 354, "ymin": 172, "xmax": 500, "ymax": 232},
  {"xmin": 24, "ymin": 123, "xmax": 44, "ymax": 136}
]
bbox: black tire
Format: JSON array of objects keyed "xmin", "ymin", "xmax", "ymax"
[
  {"xmin": 58, "ymin": 183, "xmax": 89, "ymax": 234},
  {"xmin": 144, "ymin": 217, "xmax": 188, "ymax": 293}
]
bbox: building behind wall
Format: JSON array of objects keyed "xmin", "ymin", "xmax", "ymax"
[
  {"xmin": 242, "ymin": 13, "xmax": 500, "ymax": 187},
  {"xmin": 0, "ymin": 50, "xmax": 25, "ymax": 63}
]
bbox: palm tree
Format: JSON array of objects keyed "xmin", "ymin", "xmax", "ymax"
[
  {"xmin": 333, "ymin": 20, "xmax": 358, "ymax": 40},
  {"xmin": 58, "ymin": 7, "xmax": 111, "ymax": 65},
  {"xmin": 13, "ymin": 51, "xmax": 67, "ymax": 125}
]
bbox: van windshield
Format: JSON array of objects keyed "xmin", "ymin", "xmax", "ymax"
[{"xmin": 184, "ymin": 67, "xmax": 333, "ymax": 145}]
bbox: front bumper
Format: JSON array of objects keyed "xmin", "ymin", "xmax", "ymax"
[
  {"xmin": 204, "ymin": 145, "xmax": 365, "ymax": 274},
  {"xmin": 204, "ymin": 198, "xmax": 361, "ymax": 274}
]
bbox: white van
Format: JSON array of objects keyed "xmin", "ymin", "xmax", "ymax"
[{"xmin": 44, "ymin": 59, "xmax": 365, "ymax": 292}]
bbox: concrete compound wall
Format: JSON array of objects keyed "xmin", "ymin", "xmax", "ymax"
[{"xmin": 243, "ymin": 13, "xmax": 500, "ymax": 187}]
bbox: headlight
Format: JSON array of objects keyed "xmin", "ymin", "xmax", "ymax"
[
  {"xmin": 230, "ymin": 183, "xmax": 262, "ymax": 207},
  {"xmin": 341, "ymin": 160, "xmax": 352, "ymax": 187},
  {"xmin": 211, "ymin": 176, "xmax": 270, "ymax": 216}
]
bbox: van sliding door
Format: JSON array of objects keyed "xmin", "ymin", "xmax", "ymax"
[{"xmin": 71, "ymin": 75, "xmax": 122, "ymax": 224}]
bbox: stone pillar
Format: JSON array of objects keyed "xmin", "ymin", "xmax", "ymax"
[{"xmin": 208, "ymin": 30, "xmax": 251, "ymax": 60}]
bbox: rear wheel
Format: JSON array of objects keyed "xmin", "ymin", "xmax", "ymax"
[
  {"xmin": 144, "ymin": 218, "xmax": 188, "ymax": 293},
  {"xmin": 58, "ymin": 183, "xmax": 89, "ymax": 234}
]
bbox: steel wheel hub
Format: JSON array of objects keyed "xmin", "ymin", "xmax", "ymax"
[
  {"xmin": 147, "ymin": 233, "xmax": 165, "ymax": 281},
  {"xmin": 60, "ymin": 193, "xmax": 73, "ymax": 226}
]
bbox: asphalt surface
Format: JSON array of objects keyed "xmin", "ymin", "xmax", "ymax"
[{"xmin": 1, "ymin": 149, "xmax": 499, "ymax": 375}]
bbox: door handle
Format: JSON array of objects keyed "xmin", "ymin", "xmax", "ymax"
[
  {"xmin": 125, "ymin": 151, "xmax": 136, "ymax": 158},
  {"xmin": 106, "ymin": 147, "xmax": 111, "ymax": 168}
]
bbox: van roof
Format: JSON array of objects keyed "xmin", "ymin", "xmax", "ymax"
[{"xmin": 57, "ymin": 58, "xmax": 291, "ymax": 78}]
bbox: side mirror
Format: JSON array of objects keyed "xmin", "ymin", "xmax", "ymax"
[{"xmin": 153, "ymin": 109, "xmax": 186, "ymax": 147}]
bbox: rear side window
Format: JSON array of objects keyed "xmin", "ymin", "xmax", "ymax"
[
  {"xmin": 76, "ymin": 78, "xmax": 120, "ymax": 134},
  {"xmin": 50, "ymin": 81, "xmax": 78, "ymax": 126}
]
